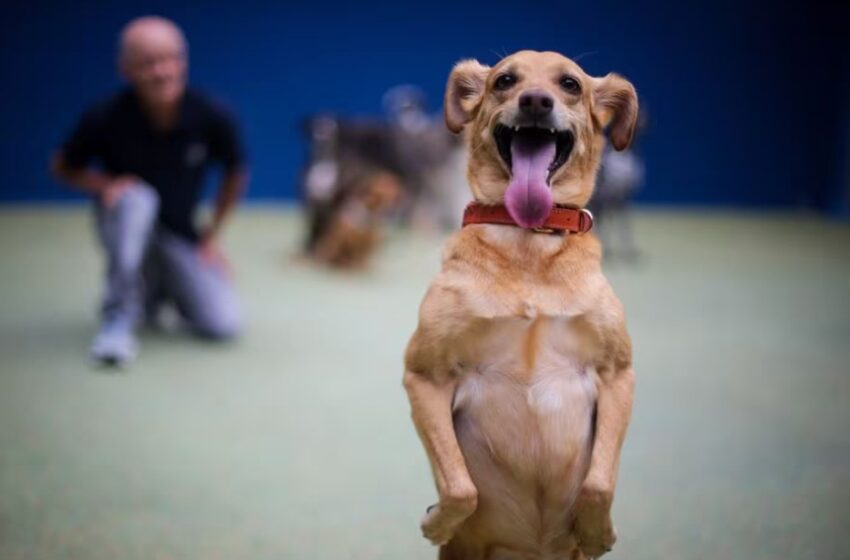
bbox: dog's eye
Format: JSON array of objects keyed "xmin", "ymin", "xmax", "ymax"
[
  {"xmin": 494, "ymin": 73, "xmax": 517, "ymax": 91},
  {"xmin": 559, "ymin": 76, "xmax": 581, "ymax": 94}
]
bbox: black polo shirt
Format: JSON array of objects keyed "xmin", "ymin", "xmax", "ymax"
[{"xmin": 61, "ymin": 88, "xmax": 246, "ymax": 241}]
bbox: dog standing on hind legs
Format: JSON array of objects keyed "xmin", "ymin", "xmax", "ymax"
[{"xmin": 403, "ymin": 51, "xmax": 637, "ymax": 560}]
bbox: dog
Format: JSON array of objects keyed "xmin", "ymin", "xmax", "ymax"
[
  {"xmin": 311, "ymin": 170, "xmax": 401, "ymax": 269},
  {"xmin": 299, "ymin": 112, "xmax": 461, "ymax": 267},
  {"xmin": 403, "ymin": 50, "xmax": 637, "ymax": 559},
  {"xmin": 299, "ymin": 116, "xmax": 398, "ymax": 258},
  {"xmin": 587, "ymin": 107, "xmax": 648, "ymax": 261}
]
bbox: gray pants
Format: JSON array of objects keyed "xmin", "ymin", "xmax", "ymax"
[{"xmin": 95, "ymin": 183, "xmax": 241, "ymax": 339}]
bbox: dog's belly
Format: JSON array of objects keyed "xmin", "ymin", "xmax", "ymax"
[{"xmin": 452, "ymin": 316, "xmax": 597, "ymax": 555}]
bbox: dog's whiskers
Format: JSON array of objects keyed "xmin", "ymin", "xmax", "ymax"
[
  {"xmin": 571, "ymin": 50, "xmax": 599, "ymax": 62},
  {"xmin": 489, "ymin": 47, "xmax": 509, "ymax": 61}
]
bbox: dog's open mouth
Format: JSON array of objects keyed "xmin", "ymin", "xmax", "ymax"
[
  {"xmin": 494, "ymin": 124, "xmax": 574, "ymax": 181},
  {"xmin": 493, "ymin": 124, "xmax": 575, "ymax": 228}
]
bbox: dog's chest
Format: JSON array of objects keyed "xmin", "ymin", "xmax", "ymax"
[{"xmin": 452, "ymin": 313, "xmax": 597, "ymax": 475}]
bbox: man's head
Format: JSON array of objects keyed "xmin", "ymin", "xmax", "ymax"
[
  {"xmin": 444, "ymin": 50, "xmax": 637, "ymax": 227},
  {"xmin": 118, "ymin": 16, "xmax": 187, "ymax": 109}
]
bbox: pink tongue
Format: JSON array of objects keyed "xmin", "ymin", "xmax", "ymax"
[{"xmin": 505, "ymin": 136, "xmax": 556, "ymax": 228}]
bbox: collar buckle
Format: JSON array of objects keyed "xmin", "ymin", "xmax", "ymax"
[{"xmin": 577, "ymin": 209, "xmax": 594, "ymax": 234}]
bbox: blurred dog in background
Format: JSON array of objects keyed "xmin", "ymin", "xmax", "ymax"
[
  {"xmin": 298, "ymin": 87, "xmax": 466, "ymax": 269},
  {"xmin": 587, "ymin": 109, "xmax": 648, "ymax": 261},
  {"xmin": 311, "ymin": 170, "xmax": 401, "ymax": 269}
]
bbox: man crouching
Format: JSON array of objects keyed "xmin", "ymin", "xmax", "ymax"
[{"xmin": 51, "ymin": 16, "xmax": 248, "ymax": 365}]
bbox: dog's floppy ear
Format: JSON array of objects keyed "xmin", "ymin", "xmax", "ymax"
[
  {"xmin": 592, "ymin": 73, "xmax": 638, "ymax": 151},
  {"xmin": 444, "ymin": 59, "xmax": 490, "ymax": 134}
]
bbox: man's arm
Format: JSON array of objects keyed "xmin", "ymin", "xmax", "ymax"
[
  {"xmin": 200, "ymin": 168, "xmax": 249, "ymax": 243},
  {"xmin": 196, "ymin": 168, "xmax": 249, "ymax": 269},
  {"xmin": 202, "ymin": 103, "xmax": 248, "ymax": 247},
  {"xmin": 51, "ymin": 105, "xmax": 137, "ymax": 207}
]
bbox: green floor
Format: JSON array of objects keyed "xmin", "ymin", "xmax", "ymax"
[{"xmin": 1, "ymin": 206, "xmax": 848, "ymax": 560}]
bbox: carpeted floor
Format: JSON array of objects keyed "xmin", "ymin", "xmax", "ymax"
[{"xmin": 0, "ymin": 206, "xmax": 848, "ymax": 560}]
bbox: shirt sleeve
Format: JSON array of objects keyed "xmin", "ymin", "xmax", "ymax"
[
  {"xmin": 60, "ymin": 107, "xmax": 105, "ymax": 169},
  {"xmin": 208, "ymin": 107, "xmax": 246, "ymax": 172}
]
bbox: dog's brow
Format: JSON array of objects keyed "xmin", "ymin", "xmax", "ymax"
[{"xmin": 493, "ymin": 64, "xmax": 518, "ymax": 80}]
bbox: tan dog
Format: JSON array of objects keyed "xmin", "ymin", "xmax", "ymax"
[
  {"xmin": 403, "ymin": 51, "xmax": 637, "ymax": 560},
  {"xmin": 312, "ymin": 171, "xmax": 401, "ymax": 269}
]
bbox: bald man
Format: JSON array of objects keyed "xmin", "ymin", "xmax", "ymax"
[{"xmin": 52, "ymin": 16, "xmax": 248, "ymax": 365}]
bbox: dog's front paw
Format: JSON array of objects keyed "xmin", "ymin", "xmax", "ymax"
[
  {"xmin": 576, "ymin": 519, "xmax": 616, "ymax": 558},
  {"xmin": 420, "ymin": 492, "xmax": 477, "ymax": 545},
  {"xmin": 573, "ymin": 489, "xmax": 617, "ymax": 557}
]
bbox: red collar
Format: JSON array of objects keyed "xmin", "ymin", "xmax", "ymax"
[{"xmin": 461, "ymin": 203, "xmax": 594, "ymax": 234}]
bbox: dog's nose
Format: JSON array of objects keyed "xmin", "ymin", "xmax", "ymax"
[{"xmin": 518, "ymin": 90, "xmax": 554, "ymax": 117}]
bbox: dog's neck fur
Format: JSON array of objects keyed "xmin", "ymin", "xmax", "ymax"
[{"xmin": 454, "ymin": 223, "xmax": 601, "ymax": 279}]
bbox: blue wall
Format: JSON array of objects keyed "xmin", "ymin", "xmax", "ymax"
[{"xmin": 1, "ymin": 0, "xmax": 847, "ymax": 209}]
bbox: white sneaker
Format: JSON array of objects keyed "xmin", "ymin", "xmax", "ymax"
[{"xmin": 90, "ymin": 319, "xmax": 138, "ymax": 366}]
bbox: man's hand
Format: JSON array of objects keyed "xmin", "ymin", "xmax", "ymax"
[
  {"xmin": 195, "ymin": 168, "xmax": 246, "ymax": 274},
  {"xmin": 198, "ymin": 231, "xmax": 231, "ymax": 274},
  {"xmin": 101, "ymin": 175, "xmax": 139, "ymax": 209},
  {"xmin": 50, "ymin": 152, "xmax": 143, "ymax": 205}
]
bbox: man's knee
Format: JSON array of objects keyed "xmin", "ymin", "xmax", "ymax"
[
  {"xmin": 103, "ymin": 186, "xmax": 158, "ymax": 276},
  {"xmin": 98, "ymin": 182, "xmax": 160, "ymax": 263},
  {"xmin": 193, "ymin": 301, "xmax": 242, "ymax": 340},
  {"xmin": 115, "ymin": 182, "xmax": 159, "ymax": 219}
]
